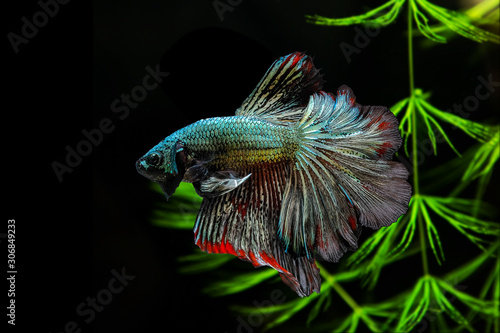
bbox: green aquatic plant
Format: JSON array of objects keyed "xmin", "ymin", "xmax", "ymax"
[
  {"xmin": 150, "ymin": 1, "xmax": 499, "ymax": 332},
  {"xmin": 305, "ymin": 0, "xmax": 500, "ymax": 44}
]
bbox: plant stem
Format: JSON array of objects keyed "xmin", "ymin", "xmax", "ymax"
[
  {"xmin": 319, "ymin": 265, "xmax": 379, "ymax": 331},
  {"xmin": 417, "ymin": 207, "xmax": 429, "ymax": 275},
  {"xmin": 408, "ymin": 1, "xmax": 419, "ymax": 195},
  {"xmin": 331, "ymin": 280, "xmax": 379, "ymax": 330},
  {"xmin": 408, "ymin": 1, "xmax": 415, "ymax": 96},
  {"xmin": 408, "ymin": 1, "xmax": 429, "ymax": 276}
]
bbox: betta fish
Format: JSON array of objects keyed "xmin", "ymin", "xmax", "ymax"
[{"xmin": 136, "ymin": 52, "xmax": 411, "ymax": 297}]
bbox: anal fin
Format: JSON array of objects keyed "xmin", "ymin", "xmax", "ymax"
[{"xmin": 193, "ymin": 163, "xmax": 322, "ymax": 297}]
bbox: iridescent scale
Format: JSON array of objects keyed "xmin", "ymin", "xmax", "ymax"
[{"xmin": 175, "ymin": 116, "xmax": 300, "ymax": 169}]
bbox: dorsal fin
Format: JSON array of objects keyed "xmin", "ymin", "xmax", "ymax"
[{"xmin": 235, "ymin": 52, "xmax": 324, "ymax": 124}]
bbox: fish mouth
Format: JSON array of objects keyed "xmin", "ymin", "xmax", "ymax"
[
  {"xmin": 135, "ymin": 158, "xmax": 148, "ymax": 176},
  {"xmin": 136, "ymin": 157, "xmax": 183, "ymax": 201},
  {"xmin": 135, "ymin": 156, "xmax": 166, "ymax": 182}
]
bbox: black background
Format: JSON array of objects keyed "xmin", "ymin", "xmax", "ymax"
[{"xmin": 4, "ymin": 0, "xmax": 499, "ymax": 332}]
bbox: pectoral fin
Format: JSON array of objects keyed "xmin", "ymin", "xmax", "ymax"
[
  {"xmin": 183, "ymin": 163, "xmax": 209, "ymax": 183},
  {"xmin": 194, "ymin": 171, "xmax": 252, "ymax": 198}
]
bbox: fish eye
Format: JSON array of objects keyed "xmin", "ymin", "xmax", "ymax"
[{"xmin": 147, "ymin": 153, "xmax": 162, "ymax": 166}]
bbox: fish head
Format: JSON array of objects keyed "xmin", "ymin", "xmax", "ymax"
[{"xmin": 136, "ymin": 136, "xmax": 186, "ymax": 200}]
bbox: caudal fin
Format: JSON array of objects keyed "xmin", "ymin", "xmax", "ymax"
[{"xmin": 278, "ymin": 86, "xmax": 412, "ymax": 261}]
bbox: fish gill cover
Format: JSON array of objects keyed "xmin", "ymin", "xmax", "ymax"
[{"xmin": 140, "ymin": 1, "xmax": 499, "ymax": 332}]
